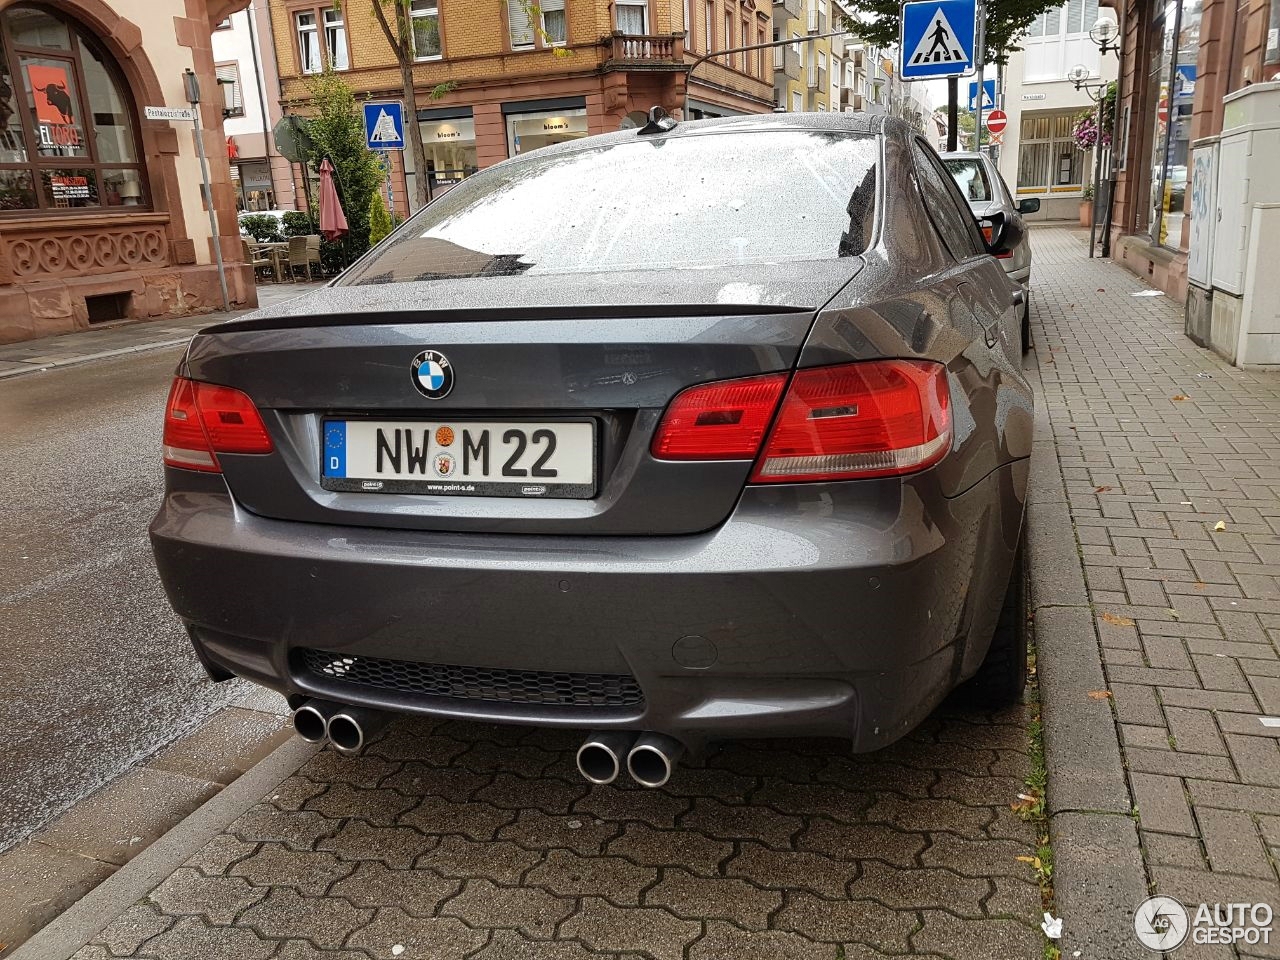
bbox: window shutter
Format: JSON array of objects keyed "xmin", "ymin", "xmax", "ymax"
[
  {"xmin": 540, "ymin": 0, "xmax": 565, "ymax": 11},
  {"xmin": 508, "ymin": 0, "xmax": 534, "ymax": 47}
]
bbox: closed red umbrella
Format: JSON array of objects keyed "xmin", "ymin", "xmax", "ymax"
[{"xmin": 318, "ymin": 158, "xmax": 348, "ymax": 243}]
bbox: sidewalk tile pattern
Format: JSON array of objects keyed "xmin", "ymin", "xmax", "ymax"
[
  {"xmin": 1033, "ymin": 227, "xmax": 1280, "ymax": 959},
  {"xmin": 68, "ymin": 709, "xmax": 1041, "ymax": 959}
]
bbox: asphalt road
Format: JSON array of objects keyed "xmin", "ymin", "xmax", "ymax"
[{"xmin": 0, "ymin": 348, "xmax": 243, "ymax": 852}]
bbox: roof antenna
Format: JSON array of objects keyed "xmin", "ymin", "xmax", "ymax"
[{"xmin": 637, "ymin": 105, "xmax": 678, "ymax": 135}]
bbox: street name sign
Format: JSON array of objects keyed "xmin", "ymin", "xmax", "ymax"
[
  {"xmin": 364, "ymin": 101, "xmax": 405, "ymax": 151},
  {"xmin": 900, "ymin": 0, "xmax": 978, "ymax": 80},
  {"xmin": 144, "ymin": 105, "xmax": 195, "ymax": 121},
  {"xmin": 984, "ymin": 108, "xmax": 1007, "ymax": 133}
]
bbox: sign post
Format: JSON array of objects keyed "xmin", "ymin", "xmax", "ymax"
[
  {"xmin": 363, "ymin": 101, "xmax": 404, "ymax": 215},
  {"xmin": 149, "ymin": 72, "xmax": 229, "ymax": 313}
]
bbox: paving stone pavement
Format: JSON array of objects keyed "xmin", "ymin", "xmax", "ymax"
[
  {"xmin": 66, "ymin": 708, "xmax": 1043, "ymax": 960},
  {"xmin": 1032, "ymin": 227, "xmax": 1280, "ymax": 959}
]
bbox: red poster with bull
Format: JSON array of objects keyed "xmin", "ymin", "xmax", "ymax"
[{"xmin": 25, "ymin": 63, "xmax": 81, "ymax": 148}]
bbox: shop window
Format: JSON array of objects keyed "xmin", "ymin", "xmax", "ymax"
[
  {"xmin": 1016, "ymin": 112, "xmax": 1090, "ymax": 194},
  {"xmin": 1146, "ymin": 0, "xmax": 1200, "ymax": 248},
  {"xmin": 0, "ymin": 4, "xmax": 147, "ymax": 213},
  {"xmin": 617, "ymin": 0, "xmax": 648, "ymax": 35},
  {"xmin": 411, "ymin": 1, "xmax": 442, "ymax": 60},
  {"xmin": 540, "ymin": 0, "xmax": 567, "ymax": 45},
  {"xmin": 506, "ymin": 107, "xmax": 588, "ymax": 157},
  {"xmin": 507, "ymin": 0, "xmax": 535, "ymax": 48},
  {"xmin": 419, "ymin": 117, "xmax": 478, "ymax": 194},
  {"xmin": 215, "ymin": 63, "xmax": 243, "ymax": 119}
]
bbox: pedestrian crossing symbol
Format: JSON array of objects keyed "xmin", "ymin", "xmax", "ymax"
[
  {"xmin": 900, "ymin": 0, "xmax": 978, "ymax": 79},
  {"xmin": 362, "ymin": 101, "xmax": 405, "ymax": 150}
]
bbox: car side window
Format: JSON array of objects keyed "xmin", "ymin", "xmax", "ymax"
[{"xmin": 911, "ymin": 141, "xmax": 985, "ymax": 261}]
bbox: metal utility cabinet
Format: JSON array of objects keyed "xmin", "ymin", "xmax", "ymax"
[{"xmin": 1200, "ymin": 81, "xmax": 1280, "ymax": 366}]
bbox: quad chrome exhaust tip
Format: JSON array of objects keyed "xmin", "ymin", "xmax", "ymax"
[
  {"xmin": 575, "ymin": 731, "xmax": 639, "ymax": 785},
  {"xmin": 626, "ymin": 733, "xmax": 684, "ymax": 789},
  {"xmin": 326, "ymin": 704, "xmax": 391, "ymax": 755},
  {"xmin": 292, "ymin": 699, "xmax": 340, "ymax": 743}
]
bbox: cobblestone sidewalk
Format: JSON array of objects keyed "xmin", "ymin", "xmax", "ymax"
[
  {"xmin": 1033, "ymin": 227, "xmax": 1280, "ymax": 959},
  {"xmin": 63, "ymin": 707, "xmax": 1043, "ymax": 960}
]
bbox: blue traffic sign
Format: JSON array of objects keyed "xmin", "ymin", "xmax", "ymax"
[
  {"xmin": 968, "ymin": 78, "xmax": 996, "ymax": 111},
  {"xmin": 363, "ymin": 101, "xmax": 405, "ymax": 150},
  {"xmin": 900, "ymin": 0, "xmax": 978, "ymax": 80}
]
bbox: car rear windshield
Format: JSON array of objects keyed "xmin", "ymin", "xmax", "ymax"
[
  {"xmin": 339, "ymin": 130, "xmax": 879, "ymax": 285},
  {"xmin": 942, "ymin": 158, "xmax": 993, "ymax": 203}
]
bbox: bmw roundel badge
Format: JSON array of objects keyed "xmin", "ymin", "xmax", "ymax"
[{"xmin": 411, "ymin": 349, "xmax": 454, "ymax": 399}]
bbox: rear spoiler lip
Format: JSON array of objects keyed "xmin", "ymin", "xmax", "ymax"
[{"xmin": 201, "ymin": 302, "xmax": 815, "ymax": 335}]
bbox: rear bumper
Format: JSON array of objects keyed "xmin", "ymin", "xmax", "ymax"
[{"xmin": 150, "ymin": 463, "xmax": 1026, "ymax": 751}]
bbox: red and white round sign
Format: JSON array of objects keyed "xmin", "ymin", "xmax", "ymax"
[{"xmin": 984, "ymin": 109, "xmax": 1008, "ymax": 134}]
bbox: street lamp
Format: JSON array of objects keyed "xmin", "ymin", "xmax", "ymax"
[
  {"xmin": 1067, "ymin": 64, "xmax": 1111, "ymax": 258},
  {"xmin": 1089, "ymin": 17, "xmax": 1121, "ymax": 55}
]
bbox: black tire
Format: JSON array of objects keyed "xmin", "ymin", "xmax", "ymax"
[
  {"xmin": 1020, "ymin": 291, "xmax": 1032, "ymax": 354},
  {"xmin": 968, "ymin": 534, "xmax": 1028, "ymax": 705}
]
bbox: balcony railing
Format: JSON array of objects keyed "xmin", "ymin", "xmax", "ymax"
[{"xmin": 610, "ymin": 33, "xmax": 679, "ymax": 62}]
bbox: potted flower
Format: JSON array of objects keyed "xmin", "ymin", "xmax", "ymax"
[{"xmin": 1080, "ymin": 183, "xmax": 1094, "ymax": 227}]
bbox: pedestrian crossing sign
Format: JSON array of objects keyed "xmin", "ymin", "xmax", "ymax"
[
  {"xmin": 900, "ymin": 0, "xmax": 978, "ymax": 79},
  {"xmin": 363, "ymin": 101, "xmax": 405, "ymax": 151}
]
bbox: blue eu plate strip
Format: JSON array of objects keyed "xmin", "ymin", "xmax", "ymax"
[{"xmin": 323, "ymin": 421, "xmax": 346, "ymax": 477}]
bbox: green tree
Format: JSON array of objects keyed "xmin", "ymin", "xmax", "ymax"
[
  {"xmin": 305, "ymin": 71, "xmax": 384, "ymax": 258},
  {"xmin": 369, "ymin": 190, "xmax": 393, "ymax": 246},
  {"xmin": 841, "ymin": 0, "xmax": 1057, "ymax": 66}
]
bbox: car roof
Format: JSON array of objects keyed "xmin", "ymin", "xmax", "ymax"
[{"xmin": 497, "ymin": 111, "xmax": 904, "ymax": 166}]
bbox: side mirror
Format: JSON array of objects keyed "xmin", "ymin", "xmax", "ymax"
[
  {"xmin": 983, "ymin": 211, "xmax": 1025, "ymax": 257},
  {"xmin": 1017, "ymin": 198, "xmax": 1041, "ymax": 214}
]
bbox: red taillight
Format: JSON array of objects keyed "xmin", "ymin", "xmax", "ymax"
[
  {"xmin": 981, "ymin": 220, "xmax": 1014, "ymax": 258},
  {"xmin": 651, "ymin": 373, "xmax": 788, "ymax": 460},
  {"xmin": 163, "ymin": 377, "xmax": 273, "ymax": 472},
  {"xmin": 750, "ymin": 360, "xmax": 951, "ymax": 483}
]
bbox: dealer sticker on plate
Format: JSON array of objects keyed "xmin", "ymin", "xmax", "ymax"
[{"xmin": 321, "ymin": 419, "xmax": 596, "ymax": 499}]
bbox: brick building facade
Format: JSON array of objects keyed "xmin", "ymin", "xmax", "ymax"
[
  {"xmin": 1108, "ymin": 0, "xmax": 1278, "ymax": 301},
  {"xmin": 0, "ymin": 0, "xmax": 254, "ymax": 344},
  {"xmin": 270, "ymin": 0, "xmax": 774, "ymax": 217}
]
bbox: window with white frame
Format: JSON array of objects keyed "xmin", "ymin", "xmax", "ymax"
[
  {"xmin": 617, "ymin": 0, "xmax": 647, "ymax": 35},
  {"xmin": 724, "ymin": 12, "xmax": 733, "ymax": 61},
  {"xmin": 296, "ymin": 12, "xmax": 322, "ymax": 73},
  {"xmin": 705, "ymin": 1, "xmax": 714, "ymax": 50},
  {"xmin": 1016, "ymin": 112, "xmax": 1091, "ymax": 193},
  {"xmin": 540, "ymin": 0, "xmax": 567, "ymax": 44},
  {"xmin": 1022, "ymin": 0, "xmax": 1103, "ymax": 82},
  {"xmin": 508, "ymin": 0, "xmax": 535, "ymax": 48},
  {"xmin": 791, "ymin": 89, "xmax": 803, "ymax": 113},
  {"xmin": 411, "ymin": 1, "xmax": 441, "ymax": 59},
  {"xmin": 324, "ymin": 8, "xmax": 348, "ymax": 70},
  {"xmin": 685, "ymin": 0, "xmax": 694, "ymax": 50}
]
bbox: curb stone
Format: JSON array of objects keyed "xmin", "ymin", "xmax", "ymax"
[
  {"xmin": 1025, "ymin": 359, "xmax": 1150, "ymax": 960},
  {"xmin": 5, "ymin": 737, "xmax": 321, "ymax": 960}
]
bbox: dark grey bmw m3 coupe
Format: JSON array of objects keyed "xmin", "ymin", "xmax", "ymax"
[{"xmin": 150, "ymin": 112, "xmax": 1033, "ymax": 788}]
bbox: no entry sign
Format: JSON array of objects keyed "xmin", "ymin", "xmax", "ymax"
[{"xmin": 984, "ymin": 109, "xmax": 1008, "ymax": 134}]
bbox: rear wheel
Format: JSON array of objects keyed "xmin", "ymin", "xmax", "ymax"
[{"xmin": 968, "ymin": 533, "xmax": 1028, "ymax": 705}]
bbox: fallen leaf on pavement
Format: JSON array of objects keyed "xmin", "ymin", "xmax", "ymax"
[
  {"xmin": 1016, "ymin": 855, "xmax": 1042, "ymax": 868},
  {"xmin": 1167, "ymin": 608, "xmax": 1180, "ymax": 620},
  {"xmin": 1088, "ymin": 690, "xmax": 1113, "ymax": 700},
  {"xmin": 1095, "ymin": 485, "xmax": 1113, "ymax": 493},
  {"xmin": 1214, "ymin": 520, "xmax": 1227, "ymax": 532},
  {"xmin": 1194, "ymin": 581, "xmax": 1206, "ymax": 590},
  {"xmin": 1172, "ymin": 394, "xmax": 1189, "ymax": 401},
  {"xmin": 1101, "ymin": 612, "xmax": 1135, "ymax": 626}
]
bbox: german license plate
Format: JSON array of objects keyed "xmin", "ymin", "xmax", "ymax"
[{"xmin": 321, "ymin": 419, "xmax": 595, "ymax": 498}]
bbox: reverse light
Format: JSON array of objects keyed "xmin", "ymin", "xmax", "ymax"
[
  {"xmin": 651, "ymin": 373, "xmax": 788, "ymax": 460},
  {"xmin": 750, "ymin": 360, "xmax": 951, "ymax": 483},
  {"xmin": 162, "ymin": 377, "xmax": 273, "ymax": 472}
]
